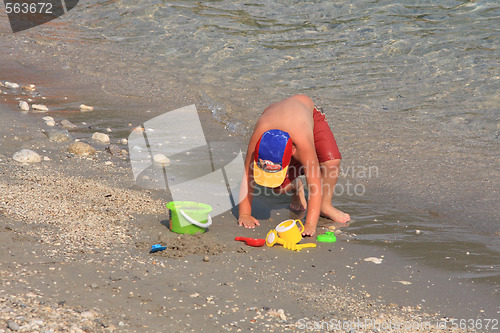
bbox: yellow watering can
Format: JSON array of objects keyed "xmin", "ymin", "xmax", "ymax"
[{"xmin": 265, "ymin": 229, "xmax": 316, "ymax": 251}]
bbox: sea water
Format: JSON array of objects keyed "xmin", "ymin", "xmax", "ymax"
[{"xmin": 64, "ymin": 0, "xmax": 499, "ymax": 135}]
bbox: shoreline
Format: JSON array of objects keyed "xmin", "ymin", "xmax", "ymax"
[
  {"xmin": 1, "ymin": 72, "xmax": 498, "ymax": 332},
  {"xmin": 1, "ymin": 25, "xmax": 498, "ymax": 234}
]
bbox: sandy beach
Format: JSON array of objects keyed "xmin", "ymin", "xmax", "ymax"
[
  {"xmin": 1, "ymin": 76, "xmax": 498, "ymax": 332},
  {"xmin": 1, "ymin": 7, "xmax": 499, "ymax": 331}
]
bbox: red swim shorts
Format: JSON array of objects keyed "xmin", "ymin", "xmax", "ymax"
[{"xmin": 279, "ymin": 107, "xmax": 341, "ymax": 188}]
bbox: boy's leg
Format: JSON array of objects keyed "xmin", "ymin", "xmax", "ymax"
[
  {"xmin": 311, "ymin": 105, "xmax": 350, "ymax": 223},
  {"xmin": 272, "ymin": 177, "xmax": 307, "ymax": 212},
  {"xmin": 289, "ymin": 177, "xmax": 307, "ymax": 212},
  {"xmin": 319, "ymin": 159, "xmax": 350, "ymax": 223},
  {"xmin": 273, "ymin": 158, "xmax": 306, "ymax": 211}
]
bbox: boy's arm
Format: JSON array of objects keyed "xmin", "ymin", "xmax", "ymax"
[
  {"xmin": 303, "ymin": 155, "xmax": 322, "ymax": 235},
  {"xmin": 238, "ymin": 146, "xmax": 260, "ymax": 228},
  {"xmin": 294, "ymin": 138, "xmax": 322, "ymax": 236}
]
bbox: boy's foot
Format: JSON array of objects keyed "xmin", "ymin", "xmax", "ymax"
[
  {"xmin": 289, "ymin": 178, "xmax": 307, "ymax": 212},
  {"xmin": 320, "ymin": 205, "xmax": 351, "ymax": 223}
]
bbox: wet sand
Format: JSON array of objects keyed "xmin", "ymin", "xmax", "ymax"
[{"xmin": 0, "ymin": 86, "xmax": 498, "ymax": 332}]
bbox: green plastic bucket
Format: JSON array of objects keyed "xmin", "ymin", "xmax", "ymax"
[{"xmin": 166, "ymin": 201, "xmax": 213, "ymax": 234}]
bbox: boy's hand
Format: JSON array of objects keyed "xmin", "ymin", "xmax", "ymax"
[
  {"xmin": 301, "ymin": 222, "xmax": 317, "ymax": 237},
  {"xmin": 238, "ymin": 215, "xmax": 260, "ymax": 228}
]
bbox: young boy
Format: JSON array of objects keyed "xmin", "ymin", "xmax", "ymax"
[{"xmin": 238, "ymin": 94, "xmax": 350, "ymax": 236}]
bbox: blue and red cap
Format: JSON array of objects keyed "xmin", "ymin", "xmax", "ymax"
[{"xmin": 253, "ymin": 129, "xmax": 293, "ymax": 188}]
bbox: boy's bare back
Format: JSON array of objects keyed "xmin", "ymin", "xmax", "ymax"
[
  {"xmin": 239, "ymin": 95, "xmax": 324, "ymax": 235},
  {"xmin": 251, "ymin": 95, "xmax": 316, "ymax": 151}
]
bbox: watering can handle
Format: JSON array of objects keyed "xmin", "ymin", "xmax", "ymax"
[
  {"xmin": 296, "ymin": 219, "xmax": 304, "ymax": 233},
  {"xmin": 179, "ymin": 210, "xmax": 212, "ymax": 228}
]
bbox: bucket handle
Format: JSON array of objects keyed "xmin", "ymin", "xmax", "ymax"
[{"xmin": 179, "ymin": 210, "xmax": 212, "ymax": 228}]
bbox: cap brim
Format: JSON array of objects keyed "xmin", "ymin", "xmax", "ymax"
[{"xmin": 253, "ymin": 161, "xmax": 288, "ymax": 188}]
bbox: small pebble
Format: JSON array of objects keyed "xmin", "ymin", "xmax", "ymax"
[
  {"xmin": 203, "ymin": 255, "xmax": 210, "ymax": 262},
  {"xmin": 106, "ymin": 144, "xmax": 122, "ymax": 156},
  {"xmin": 80, "ymin": 311, "xmax": 95, "ymax": 319},
  {"xmin": 80, "ymin": 104, "xmax": 94, "ymax": 111},
  {"xmin": 92, "ymin": 132, "xmax": 110, "ymax": 143},
  {"xmin": 18, "ymin": 100, "xmax": 29, "ymax": 111},
  {"xmin": 5, "ymin": 81, "xmax": 19, "ymax": 89},
  {"xmin": 61, "ymin": 119, "xmax": 77, "ymax": 129},
  {"xmin": 278, "ymin": 309, "xmax": 287, "ymax": 321},
  {"xmin": 12, "ymin": 149, "xmax": 42, "ymax": 163},
  {"xmin": 45, "ymin": 120, "xmax": 56, "ymax": 127},
  {"xmin": 364, "ymin": 257, "xmax": 383, "ymax": 264},
  {"xmin": 32, "ymin": 104, "xmax": 49, "ymax": 112},
  {"xmin": 153, "ymin": 154, "xmax": 170, "ymax": 166},
  {"xmin": 45, "ymin": 129, "xmax": 72, "ymax": 142},
  {"xmin": 7, "ymin": 321, "xmax": 20, "ymax": 331},
  {"xmin": 67, "ymin": 142, "xmax": 96, "ymax": 156},
  {"xmin": 395, "ymin": 280, "xmax": 412, "ymax": 285},
  {"xmin": 22, "ymin": 83, "xmax": 36, "ymax": 91},
  {"xmin": 29, "ymin": 319, "xmax": 44, "ymax": 327}
]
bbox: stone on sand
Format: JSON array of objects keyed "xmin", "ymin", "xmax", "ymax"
[
  {"xmin": 61, "ymin": 119, "xmax": 77, "ymax": 129},
  {"xmin": 105, "ymin": 144, "xmax": 123, "ymax": 156},
  {"xmin": 44, "ymin": 129, "xmax": 72, "ymax": 142},
  {"xmin": 18, "ymin": 100, "xmax": 29, "ymax": 111},
  {"xmin": 153, "ymin": 154, "xmax": 170, "ymax": 166},
  {"xmin": 22, "ymin": 84, "xmax": 36, "ymax": 91},
  {"xmin": 80, "ymin": 311, "xmax": 96, "ymax": 319},
  {"xmin": 67, "ymin": 142, "xmax": 96, "ymax": 156},
  {"xmin": 7, "ymin": 320, "xmax": 20, "ymax": 331},
  {"xmin": 32, "ymin": 104, "xmax": 49, "ymax": 112},
  {"xmin": 92, "ymin": 132, "xmax": 110, "ymax": 143},
  {"xmin": 4, "ymin": 81, "xmax": 19, "ymax": 89},
  {"xmin": 80, "ymin": 104, "xmax": 94, "ymax": 112},
  {"xmin": 364, "ymin": 257, "xmax": 383, "ymax": 264},
  {"xmin": 12, "ymin": 149, "xmax": 42, "ymax": 163}
]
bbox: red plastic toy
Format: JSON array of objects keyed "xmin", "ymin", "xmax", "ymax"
[{"xmin": 235, "ymin": 237, "xmax": 266, "ymax": 247}]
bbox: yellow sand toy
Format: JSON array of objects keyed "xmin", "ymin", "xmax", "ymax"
[{"xmin": 265, "ymin": 229, "xmax": 317, "ymax": 251}]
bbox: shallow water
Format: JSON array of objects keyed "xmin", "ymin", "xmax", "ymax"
[
  {"xmin": 345, "ymin": 200, "xmax": 500, "ymax": 285},
  {"xmin": 59, "ymin": 0, "xmax": 500, "ymax": 138},
  {"xmin": 256, "ymin": 188, "xmax": 500, "ymax": 289}
]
